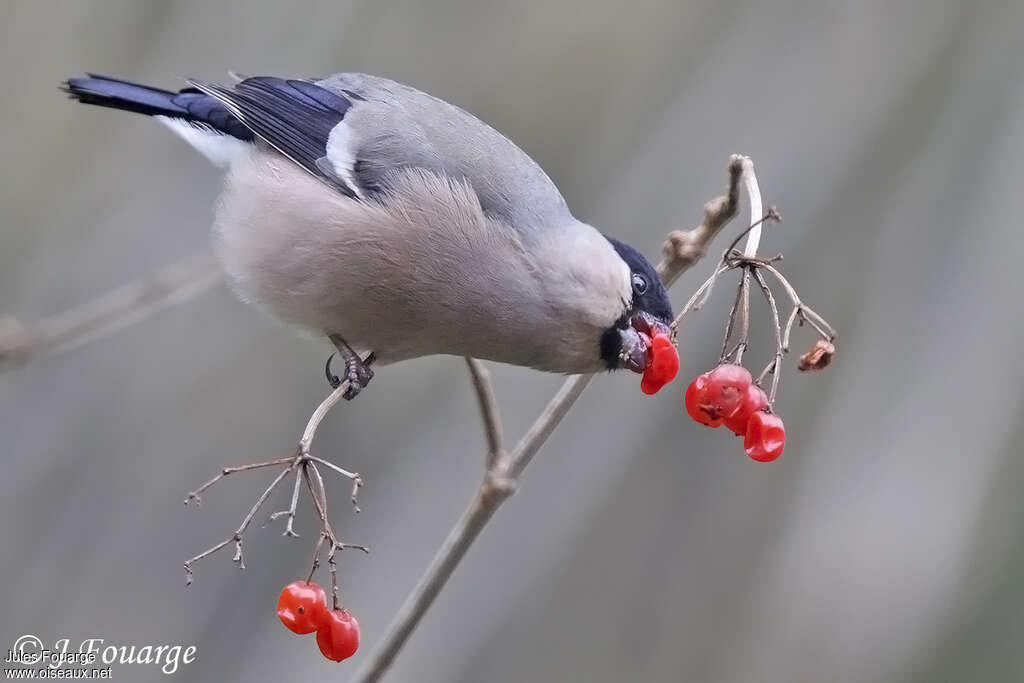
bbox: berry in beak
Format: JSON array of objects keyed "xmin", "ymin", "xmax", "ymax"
[{"xmin": 620, "ymin": 312, "xmax": 672, "ymax": 374}]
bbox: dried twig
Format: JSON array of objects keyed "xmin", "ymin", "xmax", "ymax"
[
  {"xmin": 183, "ymin": 456, "xmax": 295, "ymax": 506},
  {"xmin": 351, "ymin": 156, "xmax": 749, "ymax": 683},
  {"xmin": 267, "ymin": 465, "xmax": 304, "ymax": 538},
  {"xmin": 183, "ymin": 462, "xmax": 297, "ymax": 585},
  {"xmin": 0, "ymin": 250, "xmax": 221, "ymax": 371},
  {"xmin": 183, "ymin": 367, "xmax": 368, "ymax": 585},
  {"xmin": 669, "ymin": 158, "xmax": 834, "ymax": 395},
  {"xmin": 758, "ymin": 262, "xmax": 836, "ymax": 348},
  {"xmin": 303, "ymin": 460, "xmax": 369, "ymax": 610},
  {"xmin": 753, "ymin": 268, "xmax": 784, "ymax": 405},
  {"xmin": 464, "ymin": 358, "xmax": 504, "ymax": 469}
]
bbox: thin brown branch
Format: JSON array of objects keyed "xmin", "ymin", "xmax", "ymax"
[
  {"xmin": 183, "ymin": 456, "xmax": 295, "ymax": 506},
  {"xmin": 656, "ymin": 154, "xmax": 745, "ymax": 287},
  {"xmin": 733, "ymin": 268, "xmax": 752, "ymax": 364},
  {"xmin": 351, "ymin": 156, "xmax": 749, "ymax": 683},
  {"xmin": 183, "ymin": 459, "xmax": 297, "ymax": 585},
  {"xmin": 303, "ymin": 461, "xmax": 369, "ymax": 610},
  {"xmin": 267, "ymin": 465, "xmax": 304, "ymax": 537},
  {"xmin": 307, "ymin": 455, "xmax": 363, "ymax": 512},
  {"xmin": 687, "ymin": 208, "xmax": 780, "ymax": 315},
  {"xmin": 752, "ymin": 268, "xmax": 784, "ymax": 405},
  {"xmin": 719, "ymin": 275, "xmax": 746, "ymax": 363},
  {"xmin": 758, "ymin": 262, "xmax": 837, "ymax": 346},
  {"xmin": 464, "ymin": 358, "xmax": 505, "ymax": 469},
  {"xmin": 183, "ymin": 365, "xmax": 368, "ymax": 585},
  {"xmin": 0, "ymin": 250, "xmax": 221, "ymax": 371}
]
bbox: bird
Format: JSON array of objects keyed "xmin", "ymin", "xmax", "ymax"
[{"xmin": 62, "ymin": 72, "xmax": 674, "ymax": 398}]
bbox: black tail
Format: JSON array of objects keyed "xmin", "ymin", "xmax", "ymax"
[{"xmin": 62, "ymin": 74, "xmax": 253, "ymax": 141}]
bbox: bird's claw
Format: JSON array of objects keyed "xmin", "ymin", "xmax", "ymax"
[
  {"xmin": 342, "ymin": 353, "xmax": 375, "ymax": 400},
  {"xmin": 325, "ymin": 350, "xmax": 375, "ymax": 399},
  {"xmin": 325, "ymin": 353, "xmax": 342, "ymax": 389}
]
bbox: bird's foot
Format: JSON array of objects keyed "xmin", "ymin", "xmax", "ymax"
[
  {"xmin": 325, "ymin": 347, "xmax": 375, "ymax": 400},
  {"xmin": 342, "ymin": 351, "xmax": 375, "ymax": 400}
]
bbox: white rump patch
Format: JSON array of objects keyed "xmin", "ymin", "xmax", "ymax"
[{"xmin": 155, "ymin": 116, "xmax": 252, "ymax": 168}]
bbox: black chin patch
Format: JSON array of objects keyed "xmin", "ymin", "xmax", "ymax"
[{"xmin": 599, "ymin": 313, "xmax": 629, "ymax": 370}]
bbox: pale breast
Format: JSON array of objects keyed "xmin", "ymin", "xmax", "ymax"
[{"xmin": 213, "ymin": 149, "xmax": 623, "ymax": 372}]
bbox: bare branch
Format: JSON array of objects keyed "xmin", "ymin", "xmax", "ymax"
[
  {"xmin": 734, "ymin": 268, "xmax": 752, "ymax": 364},
  {"xmin": 306, "ymin": 455, "xmax": 363, "ymax": 512},
  {"xmin": 183, "ymin": 457, "xmax": 295, "ymax": 506},
  {"xmin": 0, "ymin": 250, "xmax": 221, "ymax": 371},
  {"xmin": 753, "ymin": 268, "xmax": 784, "ymax": 405},
  {"xmin": 656, "ymin": 154, "xmax": 745, "ymax": 286},
  {"xmin": 464, "ymin": 358, "xmax": 505, "ymax": 469},
  {"xmin": 267, "ymin": 465, "xmax": 304, "ymax": 537},
  {"xmin": 351, "ymin": 157, "xmax": 751, "ymax": 683},
  {"xmin": 183, "ymin": 358, "xmax": 370, "ymax": 584},
  {"xmin": 183, "ymin": 460, "xmax": 297, "ymax": 585}
]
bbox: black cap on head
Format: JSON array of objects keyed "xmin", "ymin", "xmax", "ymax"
[{"xmin": 599, "ymin": 236, "xmax": 675, "ymax": 370}]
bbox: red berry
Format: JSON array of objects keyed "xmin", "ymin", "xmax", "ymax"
[
  {"xmin": 684, "ymin": 372, "xmax": 721, "ymax": 426},
  {"xmin": 724, "ymin": 384, "xmax": 768, "ymax": 436},
  {"xmin": 744, "ymin": 411, "xmax": 785, "ymax": 462},
  {"xmin": 641, "ymin": 334, "xmax": 679, "ymax": 395},
  {"xmin": 704, "ymin": 364, "xmax": 752, "ymax": 419},
  {"xmin": 316, "ymin": 609, "xmax": 360, "ymax": 662},
  {"xmin": 277, "ymin": 581, "xmax": 329, "ymax": 634},
  {"xmin": 684, "ymin": 364, "xmax": 752, "ymax": 427}
]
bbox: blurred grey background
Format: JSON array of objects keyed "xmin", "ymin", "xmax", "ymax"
[{"xmin": 2, "ymin": 0, "xmax": 1023, "ymax": 681}]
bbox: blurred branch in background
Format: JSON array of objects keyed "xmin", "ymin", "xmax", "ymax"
[
  {"xmin": 352, "ymin": 155, "xmax": 746, "ymax": 682},
  {"xmin": 0, "ymin": 249, "xmax": 222, "ymax": 371}
]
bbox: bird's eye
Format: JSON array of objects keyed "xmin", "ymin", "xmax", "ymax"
[{"xmin": 632, "ymin": 273, "xmax": 648, "ymax": 296}]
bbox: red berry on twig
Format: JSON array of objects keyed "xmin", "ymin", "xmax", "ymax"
[
  {"xmin": 744, "ymin": 411, "xmax": 785, "ymax": 462},
  {"xmin": 277, "ymin": 581, "xmax": 329, "ymax": 634},
  {"xmin": 316, "ymin": 609, "xmax": 360, "ymax": 662},
  {"xmin": 704, "ymin": 364, "xmax": 752, "ymax": 419},
  {"xmin": 684, "ymin": 364, "xmax": 752, "ymax": 426},
  {"xmin": 684, "ymin": 372, "xmax": 719, "ymax": 426},
  {"xmin": 724, "ymin": 384, "xmax": 768, "ymax": 436}
]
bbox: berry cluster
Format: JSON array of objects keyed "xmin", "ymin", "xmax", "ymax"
[
  {"xmin": 684, "ymin": 364, "xmax": 785, "ymax": 462},
  {"xmin": 278, "ymin": 580, "xmax": 360, "ymax": 662}
]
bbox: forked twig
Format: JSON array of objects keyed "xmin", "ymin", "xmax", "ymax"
[
  {"xmin": 303, "ymin": 461, "xmax": 369, "ymax": 610},
  {"xmin": 183, "ymin": 364, "xmax": 369, "ymax": 586},
  {"xmin": 183, "ymin": 457, "xmax": 295, "ymax": 506},
  {"xmin": 757, "ymin": 262, "xmax": 836, "ymax": 348},
  {"xmin": 183, "ymin": 460, "xmax": 298, "ymax": 585},
  {"xmin": 267, "ymin": 465, "xmax": 304, "ymax": 538}
]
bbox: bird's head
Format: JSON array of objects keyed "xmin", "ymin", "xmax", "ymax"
[{"xmin": 600, "ymin": 237, "xmax": 675, "ymax": 373}]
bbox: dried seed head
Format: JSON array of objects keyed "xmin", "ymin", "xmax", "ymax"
[{"xmin": 798, "ymin": 340, "xmax": 835, "ymax": 371}]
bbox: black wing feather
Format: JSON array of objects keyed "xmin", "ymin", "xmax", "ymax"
[{"xmin": 189, "ymin": 77, "xmax": 356, "ymax": 197}]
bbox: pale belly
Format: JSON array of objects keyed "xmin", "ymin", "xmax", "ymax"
[{"xmin": 210, "ymin": 150, "xmax": 613, "ymax": 373}]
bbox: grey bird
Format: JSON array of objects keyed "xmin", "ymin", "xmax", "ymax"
[{"xmin": 62, "ymin": 72, "xmax": 674, "ymax": 397}]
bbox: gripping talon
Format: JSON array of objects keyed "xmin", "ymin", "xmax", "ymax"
[
  {"xmin": 325, "ymin": 336, "xmax": 375, "ymax": 399},
  {"xmin": 325, "ymin": 353, "xmax": 342, "ymax": 389},
  {"xmin": 342, "ymin": 356, "xmax": 374, "ymax": 400}
]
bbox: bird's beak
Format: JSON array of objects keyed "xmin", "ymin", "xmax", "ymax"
[{"xmin": 619, "ymin": 312, "xmax": 672, "ymax": 374}]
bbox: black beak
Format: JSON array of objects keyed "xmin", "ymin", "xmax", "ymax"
[{"xmin": 619, "ymin": 312, "xmax": 672, "ymax": 373}]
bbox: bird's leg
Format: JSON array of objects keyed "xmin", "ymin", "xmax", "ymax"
[{"xmin": 326, "ymin": 334, "xmax": 375, "ymax": 400}]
